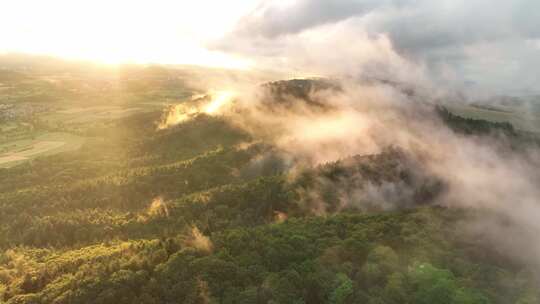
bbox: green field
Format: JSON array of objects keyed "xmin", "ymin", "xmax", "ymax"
[
  {"xmin": 0, "ymin": 99, "xmax": 185, "ymax": 167},
  {"xmin": 42, "ymin": 105, "xmax": 150, "ymax": 124},
  {"xmin": 446, "ymin": 103, "xmax": 540, "ymax": 133},
  {"xmin": 0, "ymin": 132, "xmax": 85, "ymax": 167},
  {"xmin": 0, "ymin": 123, "xmax": 17, "ymax": 132},
  {"xmin": 0, "ymin": 64, "xmax": 199, "ymax": 168}
]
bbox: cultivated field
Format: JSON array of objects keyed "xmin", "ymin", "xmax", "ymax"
[
  {"xmin": 47, "ymin": 105, "xmax": 146, "ymax": 123},
  {"xmin": 0, "ymin": 132, "xmax": 85, "ymax": 167},
  {"xmin": 446, "ymin": 103, "xmax": 540, "ymax": 133}
]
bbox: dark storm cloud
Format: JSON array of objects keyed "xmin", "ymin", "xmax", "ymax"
[{"xmin": 215, "ymin": 0, "xmax": 540, "ymax": 93}]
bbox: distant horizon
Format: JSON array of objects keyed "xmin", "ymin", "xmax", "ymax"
[
  {"xmin": 2, "ymin": 52, "xmax": 539, "ymax": 98},
  {"xmin": 2, "ymin": 1, "xmax": 539, "ymax": 94}
]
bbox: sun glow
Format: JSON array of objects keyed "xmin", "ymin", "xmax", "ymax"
[
  {"xmin": 0, "ymin": 0, "xmax": 257, "ymax": 68},
  {"xmin": 204, "ymin": 91, "xmax": 235, "ymax": 114}
]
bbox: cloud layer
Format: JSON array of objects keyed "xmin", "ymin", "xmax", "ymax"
[{"xmin": 214, "ymin": 0, "xmax": 540, "ymax": 94}]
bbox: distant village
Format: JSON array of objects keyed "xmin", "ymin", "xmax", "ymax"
[{"xmin": 0, "ymin": 103, "xmax": 48, "ymax": 123}]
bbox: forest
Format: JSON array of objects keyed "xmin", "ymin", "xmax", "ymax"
[
  {"xmin": 0, "ymin": 74, "xmax": 539, "ymax": 304},
  {"xmin": 2, "ymin": 0, "xmax": 540, "ymax": 301}
]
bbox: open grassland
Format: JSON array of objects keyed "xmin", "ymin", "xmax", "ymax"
[
  {"xmin": 0, "ymin": 132, "xmax": 84, "ymax": 167},
  {"xmin": 446, "ymin": 103, "xmax": 540, "ymax": 133},
  {"xmin": 43, "ymin": 105, "xmax": 148, "ymax": 124},
  {"xmin": 0, "ymin": 123, "xmax": 17, "ymax": 132},
  {"xmin": 0, "ymin": 99, "xmax": 172, "ymax": 167}
]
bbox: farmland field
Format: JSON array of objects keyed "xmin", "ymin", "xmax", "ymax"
[
  {"xmin": 445, "ymin": 103, "xmax": 540, "ymax": 133},
  {"xmin": 44, "ymin": 105, "xmax": 148, "ymax": 124},
  {"xmin": 0, "ymin": 97, "xmax": 185, "ymax": 167},
  {"xmin": 0, "ymin": 64, "xmax": 199, "ymax": 167},
  {"xmin": 0, "ymin": 132, "xmax": 84, "ymax": 167}
]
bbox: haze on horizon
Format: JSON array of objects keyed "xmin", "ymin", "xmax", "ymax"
[{"xmin": 0, "ymin": 0, "xmax": 258, "ymax": 69}]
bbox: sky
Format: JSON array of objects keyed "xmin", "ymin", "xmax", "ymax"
[
  {"xmin": 0, "ymin": 0, "xmax": 257, "ymax": 68},
  {"xmin": 1, "ymin": 0, "xmax": 539, "ymax": 93}
]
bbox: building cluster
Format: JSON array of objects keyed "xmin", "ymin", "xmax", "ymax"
[{"xmin": 0, "ymin": 103, "xmax": 47, "ymax": 123}]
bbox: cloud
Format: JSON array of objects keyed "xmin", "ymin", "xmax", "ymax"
[
  {"xmin": 214, "ymin": 19, "xmax": 428, "ymax": 88},
  {"xmin": 214, "ymin": 0, "xmax": 540, "ymax": 94},
  {"xmin": 232, "ymin": 0, "xmax": 394, "ymax": 38},
  {"xmin": 203, "ymin": 0, "xmax": 540, "ymax": 268}
]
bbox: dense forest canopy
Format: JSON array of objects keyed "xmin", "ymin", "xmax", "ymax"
[{"xmin": 0, "ymin": 71, "xmax": 539, "ymax": 304}]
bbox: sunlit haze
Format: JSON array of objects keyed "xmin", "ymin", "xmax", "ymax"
[
  {"xmin": 0, "ymin": 0, "xmax": 257, "ymax": 68},
  {"xmin": 1, "ymin": 1, "xmax": 540, "ymax": 301}
]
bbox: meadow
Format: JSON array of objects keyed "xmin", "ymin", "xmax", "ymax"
[{"xmin": 445, "ymin": 103, "xmax": 540, "ymax": 133}]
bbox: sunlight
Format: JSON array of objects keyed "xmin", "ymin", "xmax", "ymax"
[
  {"xmin": 0, "ymin": 0, "xmax": 257, "ymax": 68},
  {"xmin": 204, "ymin": 91, "xmax": 235, "ymax": 114},
  {"xmin": 158, "ymin": 90, "xmax": 236, "ymax": 129}
]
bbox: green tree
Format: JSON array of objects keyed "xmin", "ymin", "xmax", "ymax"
[{"xmin": 329, "ymin": 273, "xmax": 353, "ymax": 304}]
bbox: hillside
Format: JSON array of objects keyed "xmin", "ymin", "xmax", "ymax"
[{"xmin": 0, "ymin": 77, "xmax": 539, "ymax": 304}]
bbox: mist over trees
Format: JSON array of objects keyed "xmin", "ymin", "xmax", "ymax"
[{"xmin": 1, "ymin": 76, "xmax": 539, "ymax": 303}]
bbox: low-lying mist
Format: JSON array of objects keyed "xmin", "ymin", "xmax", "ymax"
[
  {"xmin": 159, "ymin": 74, "xmax": 540, "ymax": 271},
  {"xmin": 156, "ymin": 22, "xmax": 540, "ymax": 271}
]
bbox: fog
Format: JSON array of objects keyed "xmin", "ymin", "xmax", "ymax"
[
  {"xmin": 169, "ymin": 73, "xmax": 540, "ymax": 270},
  {"xmin": 153, "ymin": 0, "xmax": 540, "ymax": 270}
]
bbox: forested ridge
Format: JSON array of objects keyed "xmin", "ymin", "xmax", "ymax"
[{"xmin": 0, "ymin": 93, "xmax": 539, "ymax": 303}]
